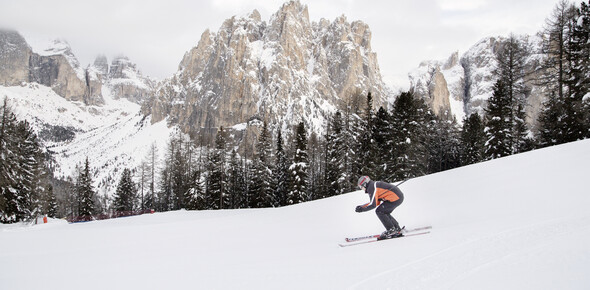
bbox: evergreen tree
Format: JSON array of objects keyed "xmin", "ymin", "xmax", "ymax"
[
  {"xmin": 538, "ymin": 91, "xmax": 564, "ymax": 146},
  {"xmin": 250, "ymin": 121, "xmax": 274, "ymax": 208},
  {"xmin": 207, "ymin": 127, "xmax": 228, "ymax": 209},
  {"xmin": 537, "ymin": 0, "xmax": 588, "ymax": 143},
  {"xmin": 390, "ymin": 91, "xmax": 431, "ymax": 180},
  {"xmin": 494, "ymin": 34, "xmax": 532, "ymax": 154},
  {"xmin": 484, "ymin": 80, "xmax": 513, "ymax": 159},
  {"xmin": 0, "ymin": 99, "xmax": 19, "ymax": 223},
  {"xmin": 372, "ymin": 107, "xmax": 393, "ymax": 180},
  {"xmin": 325, "ymin": 111, "xmax": 346, "ymax": 197},
  {"xmin": 274, "ymin": 130, "xmax": 289, "ymax": 206},
  {"xmin": 145, "ymin": 143, "xmax": 158, "ymax": 210},
  {"xmin": 113, "ymin": 168, "xmax": 137, "ymax": 213},
  {"xmin": 428, "ymin": 116, "xmax": 461, "ymax": 173},
  {"xmin": 460, "ymin": 113, "xmax": 486, "ymax": 165},
  {"xmin": 227, "ymin": 149, "xmax": 246, "ymax": 209},
  {"xmin": 288, "ymin": 122, "xmax": 308, "ymax": 204},
  {"xmin": 343, "ymin": 93, "xmax": 365, "ymax": 191},
  {"xmin": 77, "ymin": 157, "xmax": 96, "ymax": 219},
  {"xmin": 359, "ymin": 92, "xmax": 377, "ymax": 177}
]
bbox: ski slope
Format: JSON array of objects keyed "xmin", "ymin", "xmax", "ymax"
[{"xmin": 2, "ymin": 139, "xmax": 590, "ymax": 290}]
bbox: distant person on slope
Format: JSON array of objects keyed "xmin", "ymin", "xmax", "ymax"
[{"xmin": 355, "ymin": 176, "xmax": 404, "ymax": 239}]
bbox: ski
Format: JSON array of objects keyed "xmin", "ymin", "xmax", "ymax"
[
  {"xmin": 339, "ymin": 231, "xmax": 430, "ymax": 247},
  {"xmin": 344, "ymin": 226, "xmax": 432, "ymax": 242}
]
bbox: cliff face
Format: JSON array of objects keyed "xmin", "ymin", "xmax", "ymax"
[
  {"xmin": 142, "ymin": 0, "xmax": 388, "ymax": 137},
  {"xmin": 0, "ymin": 30, "xmax": 152, "ymax": 106},
  {"xmin": 409, "ymin": 35, "xmax": 546, "ymax": 128}
]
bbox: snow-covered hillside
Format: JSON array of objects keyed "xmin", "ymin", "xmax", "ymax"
[
  {"xmin": 1, "ymin": 83, "xmax": 176, "ymax": 193},
  {"xmin": 1, "ymin": 139, "xmax": 589, "ymax": 289}
]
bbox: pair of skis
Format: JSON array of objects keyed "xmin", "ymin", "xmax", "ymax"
[{"xmin": 339, "ymin": 226, "xmax": 432, "ymax": 247}]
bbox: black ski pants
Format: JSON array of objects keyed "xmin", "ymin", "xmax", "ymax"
[{"xmin": 375, "ymin": 196, "xmax": 403, "ymax": 231}]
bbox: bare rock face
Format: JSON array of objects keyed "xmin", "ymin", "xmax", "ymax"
[
  {"xmin": 409, "ymin": 62, "xmax": 453, "ymax": 119},
  {"xmin": 1, "ymin": 30, "xmax": 151, "ymax": 106},
  {"xmin": 0, "ymin": 30, "xmax": 31, "ymax": 86},
  {"xmin": 106, "ymin": 56, "xmax": 152, "ymax": 104},
  {"xmin": 143, "ymin": 0, "xmax": 388, "ymax": 137}
]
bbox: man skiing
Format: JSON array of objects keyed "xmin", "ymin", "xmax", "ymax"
[{"xmin": 355, "ymin": 176, "xmax": 404, "ymax": 239}]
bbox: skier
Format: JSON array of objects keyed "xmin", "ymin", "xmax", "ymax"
[{"xmin": 355, "ymin": 176, "xmax": 404, "ymax": 239}]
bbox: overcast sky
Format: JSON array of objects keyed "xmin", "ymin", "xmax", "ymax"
[{"xmin": 0, "ymin": 0, "xmax": 561, "ymax": 89}]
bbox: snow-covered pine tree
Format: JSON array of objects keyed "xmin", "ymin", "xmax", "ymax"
[
  {"xmin": 359, "ymin": 92, "xmax": 377, "ymax": 178},
  {"xmin": 460, "ymin": 113, "xmax": 486, "ymax": 165},
  {"xmin": 343, "ymin": 93, "xmax": 365, "ymax": 191},
  {"xmin": 428, "ymin": 115, "xmax": 461, "ymax": 173},
  {"xmin": 566, "ymin": 0, "xmax": 590, "ymax": 139},
  {"xmin": 207, "ymin": 127, "xmax": 228, "ymax": 209},
  {"xmin": 113, "ymin": 168, "xmax": 137, "ymax": 214},
  {"xmin": 288, "ymin": 122, "xmax": 308, "ymax": 204},
  {"xmin": 372, "ymin": 107, "xmax": 393, "ymax": 181},
  {"xmin": 485, "ymin": 80, "xmax": 513, "ymax": 159},
  {"xmin": 538, "ymin": 91, "xmax": 564, "ymax": 146},
  {"xmin": 250, "ymin": 121, "xmax": 273, "ymax": 208},
  {"xmin": 0, "ymin": 99, "xmax": 19, "ymax": 223},
  {"xmin": 307, "ymin": 131, "xmax": 323, "ymax": 201},
  {"xmin": 171, "ymin": 138, "xmax": 187, "ymax": 210},
  {"xmin": 274, "ymin": 130, "xmax": 289, "ymax": 206},
  {"xmin": 390, "ymin": 91, "xmax": 431, "ymax": 180},
  {"xmin": 77, "ymin": 157, "xmax": 96, "ymax": 219},
  {"xmin": 325, "ymin": 111, "xmax": 346, "ymax": 197},
  {"xmin": 537, "ymin": 0, "xmax": 587, "ymax": 144},
  {"xmin": 494, "ymin": 34, "xmax": 532, "ymax": 154}
]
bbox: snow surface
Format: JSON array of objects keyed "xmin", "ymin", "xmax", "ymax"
[{"xmin": 2, "ymin": 139, "xmax": 590, "ymax": 289}]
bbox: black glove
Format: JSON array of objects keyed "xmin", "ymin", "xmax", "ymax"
[{"xmin": 355, "ymin": 206, "xmax": 363, "ymax": 212}]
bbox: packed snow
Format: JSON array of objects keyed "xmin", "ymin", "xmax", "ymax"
[{"xmin": 1, "ymin": 139, "xmax": 590, "ymax": 289}]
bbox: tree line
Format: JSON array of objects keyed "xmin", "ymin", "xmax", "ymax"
[{"xmin": 1, "ymin": 0, "xmax": 589, "ymax": 223}]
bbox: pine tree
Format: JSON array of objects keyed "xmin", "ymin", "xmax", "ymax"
[
  {"xmin": 460, "ymin": 113, "xmax": 486, "ymax": 165},
  {"xmin": 274, "ymin": 130, "xmax": 289, "ymax": 206},
  {"xmin": 372, "ymin": 107, "xmax": 393, "ymax": 180},
  {"xmin": 390, "ymin": 91, "xmax": 431, "ymax": 180},
  {"xmin": 0, "ymin": 99, "xmax": 19, "ymax": 223},
  {"xmin": 288, "ymin": 122, "xmax": 308, "ymax": 204},
  {"xmin": 537, "ymin": 0, "xmax": 587, "ymax": 144},
  {"xmin": 250, "ymin": 121, "xmax": 274, "ymax": 208},
  {"xmin": 359, "ymin": 92, "xmax": 377, "ymax": 177},
  {"xmin": 428, "ymin": 116, "xmax": 461, "ymax": 173},
  {"xmin": 207, "ymin": 127, "xmax": 228, "ymax": 209},
  {"xmin": 113, "ymin": 168, "xmax": 137, "ymax": 214},
  {"xmin": 227, "ymin": 149, "xmax": 245, "ymax": 209},
  {"xmin": 325, "ymin": 111, "xmax": 346, "ymax": 197},
  {"xmin": 484, "ymin": 80, "xmax": 513, "ymax": 159},
  {"xmin": 538, "ymin": 91, "xmax": 564, "ymax": 146},
  {"xmin": 77, "ymin": 157, "xmax": 96, "ymax": 219}
]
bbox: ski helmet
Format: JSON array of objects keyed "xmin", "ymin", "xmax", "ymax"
[{"xmin": 358, "ymin": 176, "xmax": 371, "ymax": 189}]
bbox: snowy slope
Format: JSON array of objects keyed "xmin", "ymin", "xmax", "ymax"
[
  {"xmin": 1, "ymin": 139, "xmax": 590, "ymax": 289},
  {"xmin": 1, "ymin": 83, "xmax": 177, "ymax": 193}
]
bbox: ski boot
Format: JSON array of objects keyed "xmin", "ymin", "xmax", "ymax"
[{"xmin": 378, "ymin": 227, "xmax": 404, "ymax": 240}]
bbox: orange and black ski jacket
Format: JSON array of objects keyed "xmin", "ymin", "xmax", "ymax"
[{"xmin": 358, "ymin": 181, "xmax": 403, "ymax": 211}]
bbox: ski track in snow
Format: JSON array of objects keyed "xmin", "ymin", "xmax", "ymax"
[{"xmin": 350, "ymin": 214, "xmax": 590, "ymax": 290}]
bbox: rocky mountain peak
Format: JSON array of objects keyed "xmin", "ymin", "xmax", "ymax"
[{"xmin": 143, "ymin": 1, "xmax": 387, "ymax": 142}]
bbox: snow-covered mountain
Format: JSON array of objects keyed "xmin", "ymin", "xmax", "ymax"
[
  {"xmin": 142, "ymin": 0, "xmax": 388, "ymax": 138},
  {"xmin": 0, "ymin": 83, "xmax": 176, "ymax": 195},
  {"xmin": 1, "ymin": 29, "xmax": 163, "ymax": 194},
  {"xmin": 409, "ymin": 35, "xmax": 545, "ymax": 126},
  {"xmin": 2, "ymin": 138, "xmax": 589, "ymax": 289}
]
